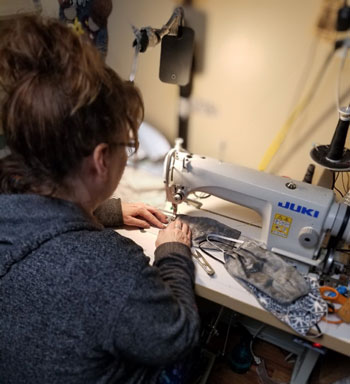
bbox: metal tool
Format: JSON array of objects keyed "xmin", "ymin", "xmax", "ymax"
[
  {"xmin": 320, "ymin": 286, "xmax": 347, "ymax": 305},
  {"xmin": 129, "ymin": 7, "xmax": 190, "ymax": 85},
  {"xmin": 159, "ymin": 209, "xmax": 176, "ymax": 222},
  {"xmin": 320, "ymin": 285, "xmax": 347, "ymax": 324},
  {"xmin": 192, "ymin": 249, "xmax": 215, "ymax": 276}
]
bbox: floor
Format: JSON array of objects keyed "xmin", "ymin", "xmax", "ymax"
[
  {"xmin": 205, "ymin": 347, "xmax": 350, "ymax": 384},
  {"xmin": 196, "ymin": 297, "xmax": 350, "ymax": 384}
]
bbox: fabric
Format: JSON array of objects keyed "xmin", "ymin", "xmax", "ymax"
[
  {"xmin": 178, "ymin": 215, "xmax": 326, "ymax": 336},
  {"xmin": 93, "ymin": 197, "xmax": 124, "ymax": 227},
  {"xmin": 157, "ymin": 361, "xmax": 190, "ymax": 384},
  {"xmin": 157, "ymin": 347, "xmax": 204, "ymax": 384},
  {"xmin": 238, "ymin": 275, "xmax": 327, "ymax": 336},
  {"xmin": 222, "ymin": 239, "xmax": 327, "ymax": 336},
  {"xmin": 0, "ymin": 194, "xmax": 200, "ymax": 384},
  {"xmin": 224, "ymin": 239, "xmax": 310, "ymax": 304},
  {"xmin": 176, "ymin": 214, "xmax": 241, "ymax": 247}
]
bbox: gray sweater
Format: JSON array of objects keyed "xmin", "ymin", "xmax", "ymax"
[{"xmin": 0, "ymin": 194, "xmax": 200, "ymax": 383}]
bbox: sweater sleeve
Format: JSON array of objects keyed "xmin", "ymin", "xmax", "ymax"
[
  {"xmin": 107, "ymin": 241, "xmax": 200, "ymax": 366},
  {"xmin": 93, "ymin": 198, "xmax": 124, "ymax": 227}
]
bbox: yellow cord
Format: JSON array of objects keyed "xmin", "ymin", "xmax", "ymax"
[
  {"xmin": 258, "ymin": 48, "xmax": 335, "ymax": 172},
  {"xmin": 258, "ymin": 94, "xmax": 312, "ymax": 171}
]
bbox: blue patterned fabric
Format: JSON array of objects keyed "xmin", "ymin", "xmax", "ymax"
[
  {"xmin": 204, "ymin": 234, "xmax": 327, "ymax": 336},
  {"xmin": 234, "ymin": 275, "xmax": 327, "ymax": 336}
]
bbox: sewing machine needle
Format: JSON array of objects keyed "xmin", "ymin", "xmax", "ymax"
[{"xmin": 172, "ymin": 203, "xmax": 178, "ymax": 216}]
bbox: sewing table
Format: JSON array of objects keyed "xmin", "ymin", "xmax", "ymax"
[{"xmin": 116, "ymin": 195, "xmax": 350, "ymax": 384}]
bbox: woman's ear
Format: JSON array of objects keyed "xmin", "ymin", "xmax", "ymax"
[{"xmin": 91, "ymin": 143, "xmax": 110, "ymax": 180}]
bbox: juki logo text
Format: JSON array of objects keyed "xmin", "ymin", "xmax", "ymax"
[{"xmin": 277, "ymin": 201, "xmax": 319, "ymax": 218}]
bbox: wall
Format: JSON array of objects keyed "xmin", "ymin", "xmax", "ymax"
[
  {"xmin": 106, "ymin": 0, "xmax": 178, "ymax": 150},
  {"xmin": 40, "ymin": 0, "xmax": 58, "ymax": 16},
  {"xmin": 41, "ymin": 0, "xmax": 350, "ymax": 184},
  {"xmin": 106, "ymin": 0, "xmax": 350, "ymax": 183}
]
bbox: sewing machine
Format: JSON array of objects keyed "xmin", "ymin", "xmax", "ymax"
[{"xmin": 163, "ymin": 148, "xmax": 350, "ymax": 274}]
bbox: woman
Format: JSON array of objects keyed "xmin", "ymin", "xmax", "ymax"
[{"xmin": 0, "ymin": 15, "xmax": 199, "ymax": 383}]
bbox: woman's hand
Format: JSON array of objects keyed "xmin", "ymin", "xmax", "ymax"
[
  {"xmin": 121, "ymin": 202, "xmax": 168, "ymax": 229},
  {"xmin": 156, "ymin": 219, "xmax": 191, "ymax": 248}
]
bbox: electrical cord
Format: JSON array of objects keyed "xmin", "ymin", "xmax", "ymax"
[
  {"xmin": 259, "ymin": 47, "xmax": 336, "ymax": 171},
  {"xmin": 288, "ymin": 39, "xmax": 319, "ymax": 114},
  {"xmin": 335, "ymin": 184, "xmax": 345, "ymax": 197},
  {"xmin": 249, "ymin": 324, "xmax": 265, "ymax": 365},
  {"xmin": 332, "ymin": 171, "xmax": 345, "ymax": 197},
  {"xmin": 341, "ymin": 172, "xmax": 347, "ymax": 193}
]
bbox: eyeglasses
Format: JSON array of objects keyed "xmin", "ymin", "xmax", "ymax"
[{"xmin": 113, "ymin": 139, "xmax": 138, "ymax": 157}]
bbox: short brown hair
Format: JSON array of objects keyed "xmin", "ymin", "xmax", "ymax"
[{"xmin": 0, "ymin": 15, "xmax": 143, "ymax": 195}]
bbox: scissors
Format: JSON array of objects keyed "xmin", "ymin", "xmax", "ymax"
[
  {"xmin": 191, "ymin": 249, "xmax": 215, "ymax": 276},
  {"xmin": 320, "ymin": 286, "xmax": 347, "ymax": 324}
]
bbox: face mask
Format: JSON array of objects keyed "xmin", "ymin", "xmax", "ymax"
[
  {"xmin": 232, "ymin": 269, "xmax": 327, "ymax": 336},
  {"xmin": 222, "ymin": 237, "xmax": 327, "ymax": 335},
  {"xmin": 179, "ymin": 215, "xmax": 327, "ymax": 336},
  {"xmin": 177, "ymin": 214, "xmax": 241, "ymax": 246},
  {"xmin": 221, "ymin": 237, "xmax": 327, "ymax": 336},
  {"xmin": 223, "ymin": 238, "xmax": 310, "ymax": 304}
]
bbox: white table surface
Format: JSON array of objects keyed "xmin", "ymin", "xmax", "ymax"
[{"xmin": 117, "ymin": 195, "xmax": 350, "ymax": 356}]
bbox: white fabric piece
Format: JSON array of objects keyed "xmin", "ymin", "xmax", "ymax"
[{"xmin": 137, "ymin": 122, "xmax": 171, "ymax": 161}]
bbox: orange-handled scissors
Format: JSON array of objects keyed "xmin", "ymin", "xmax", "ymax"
[{"xmin": 320, "ymin": 286, "xmax": 347, "ymax": 324}]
